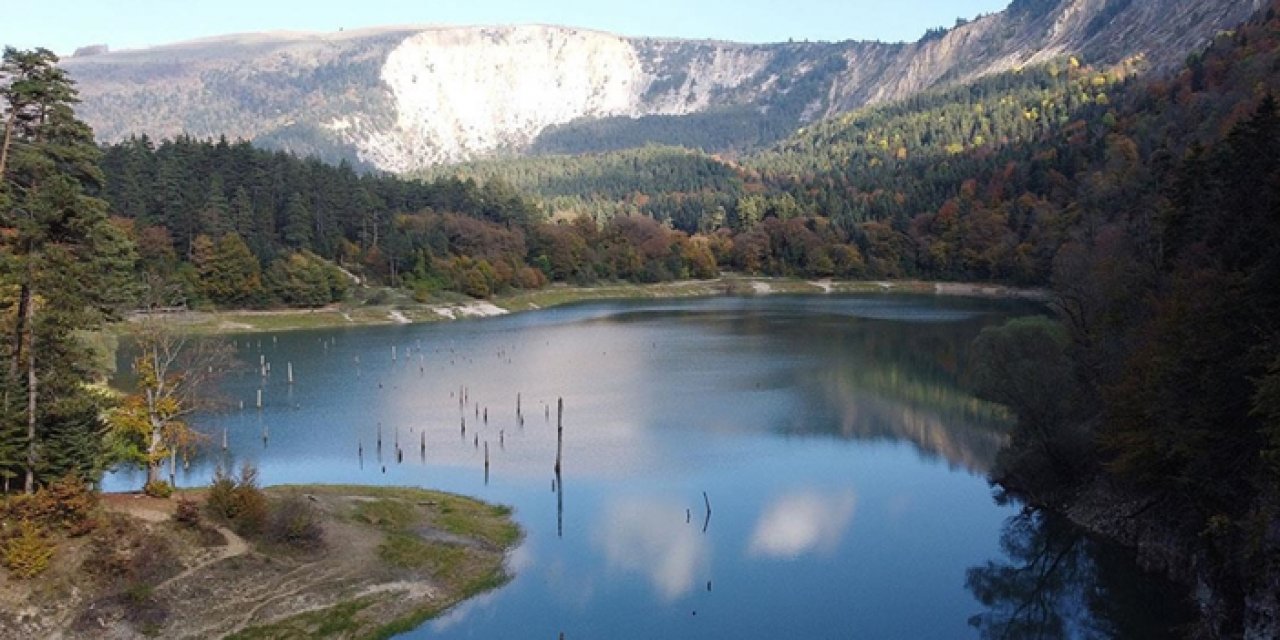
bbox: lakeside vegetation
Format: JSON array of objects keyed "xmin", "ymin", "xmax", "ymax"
[
  {"xmin": 2, "ymin": 1, "xmax": 1280, "ymax": 635},
  {"xmin": 0, "ymin": 476, "xmax": 519, "ymax": 639}
]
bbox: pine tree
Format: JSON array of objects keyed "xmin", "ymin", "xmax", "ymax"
[
  {"xmin": 0, "ymin": 47, "xmax": 138, "ymax": 492},
  {"xmin": 282, "ymin": 192, "xmax": 312, "ymax": 249},
  {"xmin": 199, "ymin": 173, "xmax": 230, "ymax": 238}
]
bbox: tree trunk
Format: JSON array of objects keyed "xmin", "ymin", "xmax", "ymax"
[
  {"xmin": 23, "ymin": 292, "xmax": 35, "ymax": 495},
  {"xmin": 6, "ymin": 282, "xmax": 29, "ymax": 415},
  {"xmin": 0, "ymin": 111, "xmax": 16, "ymax": 179},
  {"xmin": 146, "ymin": 389, "xmax": 163, "ymax": 486}
]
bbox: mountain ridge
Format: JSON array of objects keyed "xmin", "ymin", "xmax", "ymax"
[{"xmin": 61, "ymin": 0, "xmax": 1264, "ymax": 172}]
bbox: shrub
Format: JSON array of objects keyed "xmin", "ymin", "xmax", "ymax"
[
  {"xmin": 267, "ymin": 495, "xmax": 324, "ymax": 550},
  {"xmin": 4, "ymin": 520, "xmax": 54, "ymax": 579},
  {"xmin": 143, "ymin": 479, "xmax": 174, "ymax": 499},
  {"xmin": 205, "ymin": 463, "xmax": 267, "ymax": 536},
  {"xmin": 204, "ymin": 466, "xmax": 237, "ymax": 520},
  {"xmin": 1, "ymin": 474, "xmax": 98, "ymax": 536},
  {"xmin": 173, "ymin": 497, "xmax": 200, "ymax": 527}
]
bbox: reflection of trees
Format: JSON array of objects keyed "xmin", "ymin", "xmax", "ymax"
[
  {"xmin": 607, "ymin": 300, "xmax": 1020, "ymax": 472},
  {"xmin": 966, "ymin": 510, "xmax": 1191, "ymax": 639},
  {"xmin": 779, "ymin": 313, "xmax": 1013, "ymax": 474}
]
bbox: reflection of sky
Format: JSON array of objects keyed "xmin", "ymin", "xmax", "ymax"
[
  {"xmin": 595, "ymin": 498, "xmax": 711, "ymax": 601},
  {"xmin": 749, "ymin": 490, "xmax": 857, "ymax": 559},
  {"xmin": 103, "ymin": 295, "xmax": 1094, "ymax": 639}
]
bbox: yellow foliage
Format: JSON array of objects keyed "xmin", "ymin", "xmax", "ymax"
[{"xmin": 4, "ymin": 521, "xmax": 54, "ymax": 579}]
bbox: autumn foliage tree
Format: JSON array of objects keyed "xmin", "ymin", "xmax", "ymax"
[{"xmin": 108, "ymin": 320, "xmax": 230, "ymax": 494}]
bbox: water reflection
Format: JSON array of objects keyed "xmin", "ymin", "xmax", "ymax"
[
  {"xmin": 966, "ymin": 509, "xmax": 1193, "ymax": 639},
  {"xmin": 594, "ymin": 498, "xmax": 712, "ymax": 601},
  {"xmin": 101, "ymin": 295, "xmax": 1191, "ymax": 639},
  {"xmin": 608, "ymin": 304, "xmax": 1014, "ymax": 474},
  {"xmin": 748, "ymin": 490, "xmax": 857, "ymax": 559}
]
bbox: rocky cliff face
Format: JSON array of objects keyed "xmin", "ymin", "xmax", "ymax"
[{"xmin": 61, "ymin": 0, "xmax": 1266, "ymax": 172}]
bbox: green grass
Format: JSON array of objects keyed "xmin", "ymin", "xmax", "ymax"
[
  {"xmin": 378, "ymin": 534, "xmax": 469, "ymax": 574},
  {"xmin": 351, "ymin": 498, "xmax": 418, "ymax": 530},
  {"xmin": 227, "ymin": 485, "xmax": 521, "ymax": 639},
  {"xmin": 433, "ymin": 498, "xmax": 521, "ymax": 548},
  {"xmin": 226, "ymin": 597, "xmax": 377, "ymax": 640},
  {"xmin": 368, "ymin": 569, "xmax": 512, "ymax": 640}
]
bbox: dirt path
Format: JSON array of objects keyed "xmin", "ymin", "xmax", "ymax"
[
  {"xmin": 153, "ymin": 524, "xmax": 247, "ymax": 593},
  {"xmin": 7, "ymin": 486, "xmax": 520, "ymax": 639}
]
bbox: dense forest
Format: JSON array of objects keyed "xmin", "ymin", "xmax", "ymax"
[{"xmin": 4, "ymin": 1, "xmax": 1280, "ymax": 632}]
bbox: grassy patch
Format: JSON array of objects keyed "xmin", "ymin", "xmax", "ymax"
[
  {"xmin": 351, "ymin": 499, "xmax": 418, "ymax": 530},
  {"xmin": 368, "ymin": 568, "xmax": 512, "ymax": 640},
  {"xmin": 378, "ymin": 534, "xmax": 468, "ymax": 574},
  {"xmin": 226, "ymin": 485, "xmax": 520, "ymax": 640},
  {"xmin": 226, "ymin": 597, "xmax": 376, "ymax": 640},
  {"xmin": 433, "ymin": 498, "xmax": 521, "ymax": 548}
]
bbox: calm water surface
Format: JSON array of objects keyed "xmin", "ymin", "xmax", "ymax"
[{"xmin": 105, "ymin": 295, "xmax": 1190, "ymax": 638}]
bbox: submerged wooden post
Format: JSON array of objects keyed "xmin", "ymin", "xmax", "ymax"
[
  {"xmin": 484, "ymin": 441, "xmax": 490, "ymax": 484},
  {"xmin": 169, "ymin": 448, "xmax": 177, "ymax": 487},
  {"xmin": 256, "ymin": 388, "xmax": 262, "ymax": 409},
  {"xmin": 555, "ymin": 397, "xmax": 564, "ymax": 475},
  {"xmin": 556, "ymin": 470, "xmax": 564, "ymax": 538},
  {"xmin": 222, "ymin": 427, "xmax": 228, "ymax": 451},
  {"xmin": 392, "ymin": 345, "xmax": 397, "ymax": 361},
  {"xmin": 287, "ymin": 362, "xmax": 294, "ymax": 384}
]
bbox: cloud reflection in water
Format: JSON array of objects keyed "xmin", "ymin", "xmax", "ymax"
[
  {"xmin": 594, "ymin": 498, "xmax": 711, "ymax": 601},
  {"xmin": 748, "ymin": 490, "xmax": 857, "ymax": 559}
]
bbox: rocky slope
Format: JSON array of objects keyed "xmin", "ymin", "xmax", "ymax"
[{"xmin": 61, "ymin": 0, "xmax": 1264, "ymax": 171}]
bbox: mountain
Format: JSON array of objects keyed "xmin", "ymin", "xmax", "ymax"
[{"xmin": 62, "ymin": 0, "xmax": 1263, "ymax": 172}]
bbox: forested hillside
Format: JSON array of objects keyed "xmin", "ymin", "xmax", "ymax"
[
  {"xmin": 6, "ymin": 1, "xmax": 1280, "ymax": 632},
  {"xmin": 89, "ymin": 3, "xmax": 1280, "ymax": 313},
  {"xmin": 61, "ymin": 1, "xmax": 1263, "ymax": 170}
]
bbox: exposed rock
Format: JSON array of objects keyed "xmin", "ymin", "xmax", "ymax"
[{"xmin": 61, "ymin": 0, "xmax": 1266, "ymax": 172}]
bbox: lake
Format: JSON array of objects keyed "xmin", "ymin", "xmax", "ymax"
[{"xmin": 104, "ymin": 294, "xmax": 1192, "ymax": 638}]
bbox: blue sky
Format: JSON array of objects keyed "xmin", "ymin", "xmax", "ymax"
[{"xmin": 5, "ymin": 0, "xmax": 1010, "ymax": 54}]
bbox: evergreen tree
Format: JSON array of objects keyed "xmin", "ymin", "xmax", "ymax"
[
  {"xmin": 195, "ymin": 233, "xmax": 262, "ymax": 306},
  {"xmin": 0, "ymin": 47, "xmax": 137, "ymax": 492},
  {"xmin": 282, "ymin": 192, "xmax": 312, "ymax": 249}
]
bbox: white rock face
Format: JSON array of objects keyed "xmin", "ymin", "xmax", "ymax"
[
  {"xmin": 361, "ymin": 26, "xmax": 649, "ymax": 171},
  {"xmin": 62, "ymin": 0, "xmax": 1267, "ymax": 173}
]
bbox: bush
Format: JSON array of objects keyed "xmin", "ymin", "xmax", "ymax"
[
  {"xmin": 205, "ymin": 467, "xmax": 237, "ymax": 520},
  {"xmin": 4, "ymin": 520, "xmax": 54, "ymax": 579},
  {"xmin": 1, "ymin": 474, "xmax": 98, "ymax": 536},
  {"xmin": 173, "ymin": 497, "xmax": 200, "ymax": 527},
  {"xmin": 267, "ymin": 495, "xmax": 324, "ymax": 550},
  {"xmin": 143, "ymin": 479, "xmax": 174, "ymax": 499},
  {"xmin": 205, "ymin": 463, "xmax": 267, "ymax": 536}
]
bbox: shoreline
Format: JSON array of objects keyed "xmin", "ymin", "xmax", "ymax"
[
  {"xmin": 1, "ymin": 485, "xmax": 521, "ymax": 639},
  {"xmin": 1003, "ymin": 474, "xmax": 1278, "ymax": 638},
  {"xmin": 119, "ymin": 277, "xmax": 1050, "ymax": 336}
]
